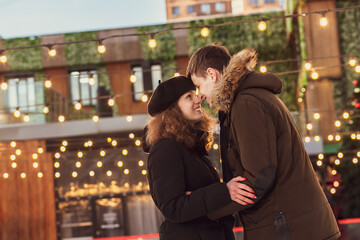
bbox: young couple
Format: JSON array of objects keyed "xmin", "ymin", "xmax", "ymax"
[{"xmin": 143, "ymin": 44, "xmax": 340, "ymax": 240}]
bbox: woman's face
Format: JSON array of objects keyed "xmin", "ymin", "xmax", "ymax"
[{"xmin": 177, "ymin": 90, "xmax": 203, "ymax": 122}]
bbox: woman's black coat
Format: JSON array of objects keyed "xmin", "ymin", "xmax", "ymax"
[{"xmin": 147, "ymin": 138, "xmax": 235, "ymax": 240}]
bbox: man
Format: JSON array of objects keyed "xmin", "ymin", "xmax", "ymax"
[{"xmin": 186, "ymin": 44, "xmax": 340, "ymax": 240}]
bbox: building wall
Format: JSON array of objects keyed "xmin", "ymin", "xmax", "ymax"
[
  {"xmin": 241, "ymin": 0, "xmax": 285, "ymax": 15},
  {"xmin": 0, "ymin": 140, "xmax": 56, "ymax": 240}
]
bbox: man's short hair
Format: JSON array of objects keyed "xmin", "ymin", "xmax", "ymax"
[{"xmin": 186, "ymin": 44, "xmax": 231, "ymax": 78}]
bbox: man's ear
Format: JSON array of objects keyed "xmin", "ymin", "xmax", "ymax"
[{"xmin": 207, "ymin": 68, "xmax": 220, "ymax": 83}]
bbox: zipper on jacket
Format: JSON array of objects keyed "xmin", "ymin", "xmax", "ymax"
[{"xmin": 274, "ymin": 210, "xmax": 291, "ymax": 240}]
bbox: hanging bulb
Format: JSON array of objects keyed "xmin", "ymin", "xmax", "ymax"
[
  {"xmin": 74, "ymin": 101, "xmax": 82, "ymax": 110},
  {"xmin": 314, "ymin": 113, "xmax": 320, "ymax": 120},
  {"xmin": 311, "ymin": 70, "xmax": 319, "ymax": 80},
  {"xmin": 14, "ymin": 107, "xmax": 21, "ymax": 118},
  {"xmin": 306, "ymin": 123, "xmax": 313, "ymax": 130},
  {"xmin": 92, "ymin": 114, "xmax": 99, "ymax": 122},
  {"xmin": 355, "ymin": 65, "xmax": 360, "ymax": 73},
  {"xmin": 0, "ymin": 51, "xmax": 8, "ymax": 63},
  {"xmin": 88, "ymin": 73, "xmax": 95, "ymax": 86},
  {"xmin": 259, "ymin": 64, "xmax": 267, "ymax": 73},
  {"xmin": 141, "ymin": 94, "xmax": 148, "ymax": 102},
  {"xmin": 173, "ymin": 72, "xmax": 180, "ymax": 77},
  {"xmin": 349, "ymin": 57, "xmax": 357, "ymax": 67},
  {"xmin": 1, "ymin": 81, "xmax": 8, "ymax": 91},
  {"xmin": 48, "ymin": 46, "xmax": 56, "ymax": 57},
  {"xmin": 304, "ymin": 62, "xmax": 312, "ymax": 70},
  {"xmin": 201, "ymin": 26, "xmax": 209, "ymax": 37},
  {"xmin": 23, "ymin": 113, "xmax": 30, "ymax": 122},
  {"xmin": 108, "ymin": 97, "xmax": 115, "ymax": 107},
  {"xmin": 43, "ymin": 104, "xmax": 49, "ymax": 114},
  {"xmin": 58, "ymin": 115, "xmax": 65, "ymax": 122},
  {"xmin": 126, "ymin": 115, "xmax": 133, "ymax": 122},
  {"xmin": 44, "ymin": 78, "xmax": 52, "ymax": 88},
  {"xmin": 335, "ymin": 120, "xmax": 341, "ymax": 127},
  {"xmin": 319, "ymin": 14, "xmax": 328, "ymax": 27},
  {"xmin": 97, "ymin": 40, "xmax": 106, "ymax": 54},
  {"xmin": 258, "ymin": 20, "xmax": 267, "ymax": 31},
  {"xmin": 130, "ymin": 71, "xmax": 137, "ymax": 83},
  {"xmin": 343, "ymin": 112, "xmax": 349, "ymax": 119},
  {"xmin": 10, "ymin": 141, "xmax": 16, "ymax": 148},
  {"xmin": 148, "ymin": 34, "xmax": 157, "ymax": 48}
]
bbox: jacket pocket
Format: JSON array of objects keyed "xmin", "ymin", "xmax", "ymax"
[{"xmin": 274, "ymin": 210, "xmax": 291, "ymax": 240}]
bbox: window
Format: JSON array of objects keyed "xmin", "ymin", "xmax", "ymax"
[
  {"xmin": 264, "ymin": 0, "xmax": 276, "ymax": 3},
  {"xmin": 132, "ymin": 63, "xmax": 162, "ymax": 101},
  {"xmin": 187, "ymin": 5, "xmax": 195, "ymax": 14},
  {"xmin": 172, "ymin": 7, "xmax": 180, "ymax": 16},
  {"xmin": 69, "ymin": 70, "xmax": 98, "ymax": 106},
  {"xmin": 200, "ymin": 3, "xmax": 211, "ymax": 14},
  {"xmin": 5, "ymin": 75, "xmax": 43, "ymax": 113},
  {"xmin": 247, "ymin": 0, "xmax": 259, "ymax": 7},
  {"xmin": 279, "ymin": 0, "xmax": 284, "ymax": 7},
  {"xmin": 215, "ymin": 2, "xmax": 226, "ymax": 13}
]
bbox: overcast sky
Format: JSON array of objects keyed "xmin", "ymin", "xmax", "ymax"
[{"xmin": 0, "ymin": 0, "xmax": 167, "ymax": 39}]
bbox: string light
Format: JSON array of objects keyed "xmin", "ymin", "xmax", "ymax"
[
  {"xmin": 311, "ymin": 70, "xmax": 319, "ymax": 80},
  {"xmin": 107, "ymin": 171, "xmax": 112, "ymax": 176},
  {"xmin": 77, "ymin": 151, "xmax": 83, "ymax": 158},
  {"xmin": 148, "ymin": 34, "xmax": 157, "ymax": 48},
  {"xmin": 129, "ymin": 133, "xmax": 135, "ymax": 139},
  {"xmin": 334, "ymin": 181, "xmax": 339, "ymax": 187},
  {"xmin": 62, "ymin": 140, "xmax": 68, "ymax": 146},
  {"xmin": 1, "ymin": 81, "xmax": 8, "ymax": 90},
  {"xmin": 15, "ymin": 149, "xmax": 21, "ymax": 155},
  {"xmin": 55, "ymin": 172, "xmax": 60, "ymax": 178},
  {"xmin": 173, "ymin": 72, "xmax": 180, "ymax": 77},
  {"xmin": 60, "ymin": 146, "xmax": 66, "ymax": 152},
  {"xmin": 259, "ymin": 64, "xmax": 267, "ymax": 73},
  {"xmin": 100, "ymin": 150, "xmax": 106, "ymax": 157},
  {"xmin": 330, "ymin": 188, "xmax": 336, "ymax": 194},
  {"xmin": 97, "ymin": 161, "xmax": 103, "ymax": 167},
  {"xmin": 75, "ymin": 101, "xmax": 82, "ymax": 110},
  {"xmin": 75, "ymin": 161, "xmax": 81, "ymax": 168},
  {"xmin": 334, "ymin": 159, "xmax": 340, "ymax": 165},
  {"xmin": 117, "ymin": 161, "xmax": 123, "ymax": 167},
  {"xmin": 97, "ymin": 40, "xmax": 106, "ymax": 54},
  {"xmin": 43, "ymin": 105, "xmax": 49, "ymax": 114},
  {"xmin": 111, "ymin": 140, "xmax": 117, "ymax": 147},
  {"xmin": 355, "ymin": 65, "xmax": 360, "ymax": 73},
  {"xmin": 108, "ymin": 97, "xmax": 115, "ymax": 107},
  {"xmin": 130, "ymin": 72, "xmax": 137, "ymax": 83},
  {"xmin": 107, "ymin": 137, "xmax": 112, "ymax": 143},
  {"xmin": 343, "ymin": 112, "xmax": 349, "ymax": 119},
  {"xmin": 304, "ymin": 62, "xmax": 312, "ymax": 70},
  {"xmin": 316, "ymin": 160, "xmax": 322, "ymax": 167},
  {"xmin": 54, "ymin": 162, "xmax": 60, "ymax": 168},
  {"xmin": 122, "ymin": 149, "xmax": 128, "ymax": 155},
  {"xmin": 32, "ymin": 153, "xmax": 38, "ymax": 160},
  {"xmin": 3, "ymin": 173, "xmax": 9, "ymax": 179},
  {"xmin": 142, "ymin": 170, "xmax": 147, "ymax": 175},
  {"xmin": 314, "ymin": 136, "xmax": 320, "ymax": 142},
  {"xmin": 349, "ymin": 57, "xmax": 357, "ymax": 67},
  {"xmin": 335, "ymin": 120, "xmax": 341, "ymax": 127},
  {"xmin": 47, "ymin": 45, "xmax": 56, "ymax": 57},
  {"xmin": 0, "ymin": 50, "xmax": 8, "ymax": 63},
  {"xmin": 10, "ymin": 141, "xmax": 16, "ymax": 148},
  {"xmin": 213, "ymin": 144, "xmax": 219, "ymax": 150},
  {"xmin": 335, "ymin": 135, "xmax": 341, "ymax": 141},
  {"xmin": 200, "ymin": 26, "xmax": 209, "ymax": 37},
  {"xmin": 126, "ymin": 115, "xmax": 133, "ymax": 122},
  {"xmin": 319, "ymin": 14, "xmax": 328, "ymax": 27},
  {"xmin": 89, "ymin": 171, "xmax": 95, "ymax": 176},
  {"xmin": 353, "ymin": 158, "xmax": 358, "ymax": 164},
  {"xmin": 135, "ymin": 140, "xmax": 141, "ymax": 146},
  {"xmin": 124, "ymin": 169, "xmax": 129, "ymax": 174},
  {"xmin": 10, "ymin": 155, "xmax": 16, "ymax": 160},
  {"xmin": 24, "ymin": 115, "xmax": 31, "ymax": 124},
  {"xmin": 92, "ymin": 114, "xmax": 99, "ymax": 122},
  {"xmin": 258, "ymin": 20, "xmax": 267, "ymax": 31},
  {"xmin": 33, "ymin": 162, "xmax": 39, "ymax": 168},
  {"xmin": 21, "ymin": 173, "xmax": 26, "ymax": 179},
  {"xmin": 304, "ymin": 137, "xmax": 311, "ymax": 143},
  {"xmin": 12, "ymin": 162, "xmax": 17, "ymax": 168},
  {"xmin": 54, "ymin": 152, "xmax": 61, "ymax": 159},
  {"xmin": 44, "ymin": 78, "xmax": 52, "ymax": 88},
  {"xmin": 88, "ymin": 73, "xmax": 95, "ymax": 86},
  {"xmin": 72, "ymin": 172, "xmax": 78, "ymax": 178},
  {"xmin": 318, "ymin": 153, "xmax": 324, "ymax": 160},
  {"xmin": 141, "ymin": 94, "xmax": 148, "ymax": 102},
  {"xmin": 338, "ymin": 152, "xmax": 343, "ymax": 158},
  {"xmin": 331, "ymin": 169, "xmax": 337, "ymax": 175},
  {"xmin": 138, "ymin": 160, "xmax": 144, "ymax": 167},
  {"xmin": 351, "ymin": 134, "xmax": 357, "ymax": 139},
  {"xmin": 38, "ymin": 172, "xmax": 43, "ymax": 178},
  {"xmin": 328, "ymin": 135, "xmax": 334, "ymax": 141},
  {"xmin": 306, "ymin": 123, "xmax": 313, "ymax": 130},
  {"xmin": 14, "ymin": 107, "xmax": 21, "ymax": 118},
  {"xmin": 58, "ymin": 115, "xmax": 65, "ymax": 122},
  {"xmin": 357, "ymin": 152, "xmax": 360, "ymax": 157}
]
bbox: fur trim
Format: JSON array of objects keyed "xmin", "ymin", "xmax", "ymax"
[{"xmin": 212, "ymin": 48, "xmax": 257, "ymax": 113}]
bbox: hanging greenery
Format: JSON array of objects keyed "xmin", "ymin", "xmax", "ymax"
[
  {"xmin": 64, "ymin": 31, "xmax": 104, "ymax": 66},
  {"xmin": 2, "ymin": 37, "xmax": 43, "ymax": 71},
  {"xmin": 137, "ymin": 24, "xmax": 177, "ymax": 81},
  {"xmin": 187, "ymin": 12, "xmax": 298, "ymax": 111}
]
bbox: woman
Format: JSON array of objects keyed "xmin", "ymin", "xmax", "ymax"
[{"xmin": 144, "ymin": 76, "xmax": 256, "ymax": 240}]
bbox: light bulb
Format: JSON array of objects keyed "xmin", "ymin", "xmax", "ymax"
[
  {"xmin": 33, "ymin": 162, "xmax": 39, "ymax": 168},
  {"xmin": 75, "ymin": 101, "xmax": 82, "ymax": 110},
  {"xmin": 129, "ymin": 133, "xmax": 135, "ymax": 139},
  {"xmin": 141, "ymin": 94, "xmax": 148, "ymax": 102},
  {"xmin": 92, "ymin": 114, "xmax": 99, "ymax": 122},
  {"xmin": 259, "ymin": 65, "xmax": 267, "ymax": 73},
  {"xmin": 44, "ymin": 79, "xmax": 52, "ymax": 88},
  {"xmin": 108, "ymin": 98, "xmax": 115, "ymax": 106},
  {"xmin": 355, "ymin": 65, "xmax": 360, "ymax": 73},
  {"xmin": 38, "ymin": 172, "xmax": 43, "ymax": 178},
  {"xmin": 349, "ymin": 58, "xmax": 357, "ymax": 67},
  {"xmin": 14, "ymin": 108, "xmax": 21, "ymax": 118},
  {"xmin": 343, "ymin": 112, "xmax": 349, "ymax": 119},
  {"xmin": 58, "ymin": 115, "xmax": 65, "ymax": 122},
  {"xmin": 174, "ymin": 72, "xmax": 180, "ymax": 77},
  {"xmin": 21, "ymin": 173, "xmax": 26, "ymax": 179},
  {"xmin": 130, "ymin": 73, "xmax": 137, "ymax": 83},
  {"xmin": 97, "ymin": 41, "xmax": 106, "ymax": 54},
  {"xmin": 10, "ymin": 141, "xmax": 16, "ymax": 148},
  {"xmin": 314, "ymin": 113, "xmax": 320, "ymax": 120},
  {"xmin": 62, "ymin": 140, "xmax": 68, "ymax": 146},
  {"xmin": 135, "ymin": 140, "xmax": 141, "ymax": 146},
  {"xmin": 126, "ymin": 115, "xmax": 133, "ymax": 122},
  {"xmin": 306, "ymin": 123, "xmax": 313, "ymax": 130},
  {"xmin": 55, "ymin": 172, "xmax": 60, "ymax": 178},
  {"xmin": 43, "ymin": 105, "xmax": 49, "ymax": 114},
  {"xmin": 201, "ymin": 27, "xmax": 209, "ymax": 37},
  {"xmin": 258, "ymin": 21, "xmax": 267, "ymax": 31},
  {"xmin": 335, "ymin": 120, "xmax": 341, "ymax": 127},
  {"xmin": 3, "ymin": 173, "xmax": 9, "ymax": 179},
  {"xmin": 138, "ymin": 160, "xmax": 144, "ymax": 166},
  {"xmin": 48, "ymin": 47, "xmax": 56, "ymax": 57},
  {"xmin": 1, "ymin": 82, "xmax": 8, "ymax": 90},
  {"xmin": 311, "ymin": 71, "xmax": 319, "ymax": 80},
  {"xmin": 304, "ymin": 62, "xmax": 312, "ymax": 70},
  {"xmin": 89, "ymin": 171, "xmax": 95, "ymax": 176},
  {"xmin": 72, "ymin": 172, "xmax": 77, "ymax": 178},
  {"xmin": 319, "ymin": 15, "xmax": 328, "ymax": 27},
  {"xmin": 107, "ymin": 171, "xmax": 112, "ymax": 176},
  {"xmin": 88, "ymin": 74, "xmax": 95, "ymax": 86},
  {"xmin": 0, "ymin": 51, "xmax": 8, "ymax": 63},
  {"xmin": 24, "ymin": 113, "xmax": 30, "ymax": 122},
  {"xmin": 148, "ymin": 34, "xmax": 157, "ymax": 48}
]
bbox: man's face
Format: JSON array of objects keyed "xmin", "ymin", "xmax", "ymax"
[{"xmin": 191, "ymin": 68, "xmax": 218, "ymax": 108}]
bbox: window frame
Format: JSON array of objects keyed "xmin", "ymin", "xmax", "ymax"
[{"xmin": 68, "ymin": 67, "xmax": 98, "ymax": 106}]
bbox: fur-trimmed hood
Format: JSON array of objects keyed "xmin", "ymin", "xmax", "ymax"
[{"xmin": 212, "ymin": 48, "xmax": 283, "ymax": 113}]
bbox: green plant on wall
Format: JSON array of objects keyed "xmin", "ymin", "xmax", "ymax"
[
  {"xmin": 64, "ymin": 31, "xmax": 104, "ymax": 66},
  {"xmin": 187, "ymin": 12, "xmax": 298, "ymax": 111},
  {"xmin": 137, "ymin": 24, "xmax": 177, "ymax": 80},
  {"xmin": 2, "ymin": 37, "xmax": 43, "ymax": 71}
]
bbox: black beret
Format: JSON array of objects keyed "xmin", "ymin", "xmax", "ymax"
[{"xmin": 148, "ymin": 76, "xmax": 196, "ymax": 116}]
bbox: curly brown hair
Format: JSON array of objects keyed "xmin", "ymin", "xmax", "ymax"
[{"xmin": 146, "ymin": 102, "xmax": 216, "ymax": 151}]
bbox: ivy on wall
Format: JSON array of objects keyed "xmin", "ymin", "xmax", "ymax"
[
  {"xmin": 2, "ymin": 37, "xmax": 43, "ymax": 71},
  {"xmin": 137, "ymin": 24, "xmax": 177, "ymax": 81},
  {"xmin": 187, "ymin": 12, "xmax": 298, "ymax": 111},
  {"xmin": 64, "ymin": 31, "xmax": 104, "ymax": 67}
]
